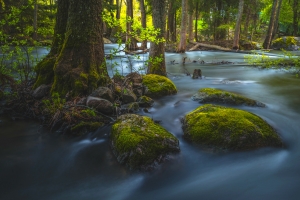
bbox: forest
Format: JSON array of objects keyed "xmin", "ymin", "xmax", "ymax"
[{"xmin": 1, "ymin": 1, "xmax": 300, "ymax": 198}]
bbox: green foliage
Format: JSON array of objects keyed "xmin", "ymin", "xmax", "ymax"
[{"xmin": 42, "ymin": 92, "xmax": 66, "ymax": 115}]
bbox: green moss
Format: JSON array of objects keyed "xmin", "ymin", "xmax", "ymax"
[
  {"xmin": 33, "ymin": 56, "xmax": 55, "ymax": 89},
  {"xmin": 71, "ymin": 121, "xmax": 103, "ymax": 133},
  {"xmin": 182, "ymin": 104, "xmax": 282, "ymax": 150},
  {"xmin": 142, "ymin": 74, "xmax": 177, "ymax": 98},
  {"xmin": 193, "ymin": 88, "xmax": 265, "ymax": 107},
  {"xmin": 111, "ymin": 114, "xmax": 179, "ymax": 170},
  {"xmin": 272, "ymin": 36, "xmax": 297, "ymax": 48}
]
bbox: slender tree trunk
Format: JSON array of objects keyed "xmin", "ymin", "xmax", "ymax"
[
  {"xmin": 33, "ymin": 0, "xmax": 38, "ymax": 40},
  {"xmin": 125, "ymin": 0, "xmax": 138, "ymax": 51},
  {"xmin": 232, "ymin": 0, "xmax": 244, "ymax": 49},
  {"xmin": 194, "ymin": 1, "xmax": 199, "ymax": 42},
  {"xmin": 148, "ymin": 0, "xmax": 166, "ymax": 76},
  {"xmin": 176, "ymin": 0, "xmax": 188, "ymax": 53},
  {"xmin": 263, "ymin": 0, "xmax": 280, "ymax": 49},
  {"xmin": 139, "ymin": 0, "xmax": 147, "ymax": 49},
  {"xmin": 188, "ymin": 4, "xmax": 194, "ymax": 42},
  {"xmin": 167, "ymin": 0, "xmax": 176, "ymax": 42},
  {"xmin": 116, "ymin": 0, "xmax": 121, "ymax": 19},
  {"xmin": 293, "ymin": 0, "xmax": 299, "ymax": 36},
  {"xmin": 272, "ymin": 0, "xmax": 283, "ymax": 39},
  {"xmin": 35, "ymin": 0, "xmax": 109, "ymax": 97},
  {"xmin": 243, "ymin": 7, "xmax": 250, "ymax": 37}
]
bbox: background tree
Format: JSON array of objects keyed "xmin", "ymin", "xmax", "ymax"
[
  {"xmin": 147, "ymin": 0, "xmax": 167, "ymax": 76},
  {"xmin": 232, "ymin": 0, "xmax": 244, "ymax": 49},
  {"xmin": 177, "ymin": 0, "xmax": 188, "ymax": 53},
  {"xmin": 125, "ymin": 0, "xmax": 138, "ymax": 51}
]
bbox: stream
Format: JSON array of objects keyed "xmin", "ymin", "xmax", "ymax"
[{"xmin": 1, "ymin": 46, "xmax": 300, "ymax": 200}]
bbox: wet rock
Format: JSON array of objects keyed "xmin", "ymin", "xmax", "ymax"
[
  {"xmin": 192, "ymin": 88, "xmax": 265, "ymax": 107},
  {"xmin": 126, "ymin": 72, "xmax": 144, "ymax": 97},
  {"xmin": 182, "ymin": 104, "xmax": 283, "ymax": 150},
  {"xmin": 137, "ymin": 96, "xmax": 154, "ymax": 107},
  {"xmin": 142, "ymin": 74, "xmax": 177, "ymax": 98},
  {"xmin": 86, "ymin": 96, "xmax": 114, "ymax": 115},
  {"xmin": 90, "ymin": 87, "xmax": 114, "ymax": 102},
  {"xmin": 272, "ymin": 36, "xmax": 300, "ymax": 51},
  {"xmin": 121, "ymin": 102, "xmax": 139, "ymax": 113},
  {"xmin": 32, "ymin": 84, "xmax": 51, "ymax": 99},
  {"xmin": 111, "ymin": 114, "xmax": 180, "ymax": 170},
  {"xmin": 192, "ymin": 69, "xmax": 202, "ymax": 79},
  {"xmin": 121, "ymin": 88, "xmax": 137, "ymax": 104},
  {"xmin": 76, "ymin": 97, "xmax": 87, "ymax": 105}
]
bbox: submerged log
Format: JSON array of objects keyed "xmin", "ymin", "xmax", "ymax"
[
  {"xmin": 192, "ymin": 69, "xmax": 202, "ymax": 79},
  {"xmin": 189, "ymin": 42, "xmax": 231, "ymax": 51}
]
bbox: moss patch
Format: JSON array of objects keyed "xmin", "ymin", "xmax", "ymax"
[
  {"xmin": 142, "ymin": 74, "xmax": 177, "ymax": 98},
  {"xmin": 182, "ymin": 104, "xmax": 282, "ymax": 150},
  {"xmin": 111, "ymin": 114, "xmax": 179, "ymax": 170},
  {"xmin": 71, "ymin": 121, "xmax": 103, "ymax": 135},
  {"xmin": 192, "ymin": 88, "xmax": 265, "ymax": 107},
  {"xmin": 272, "ymin": 36, "xmax": 298, "ymax": 50}
]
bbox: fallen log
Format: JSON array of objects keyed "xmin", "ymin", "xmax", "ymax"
[{"xmin": 189, "ymin": 42, "xmax": 231, "ymax": 51}]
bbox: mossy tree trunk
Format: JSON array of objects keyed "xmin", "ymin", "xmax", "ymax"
[
  {"xmin": 34, "ymin": 0, "xmax": 109, "ymax": 97},
  {"xmin": 147, "ymin": 0, "xmax": 166, "ymax": 76}
]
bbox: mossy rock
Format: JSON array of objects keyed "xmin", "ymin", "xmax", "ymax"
[
  {"xmin": 192, "ymin": 88, "xmax": 265, "ymax": 107},
  {"xmin": 71, "ymin": 121, "xmax": 103, "ymax": 135},
  {"xmin": 137, "ymin": 96, "xmax": 154, "ymax": 107},
  {"xmin": 111, "ymin": 114, "xmax": 180, "ymax": 170},
  {"xmin": 142, "ymin": 74, "xmax": 177, "ymax": 98},
  {"xmin": 272, "ymin": 36, "xmax": 299, "ymax": 50},
  {"xmin": 182, "ymin": 104, "xmax": 283, "ymax": 150}
]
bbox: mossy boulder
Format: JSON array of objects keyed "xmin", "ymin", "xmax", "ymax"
[
  {"xmin": 182, "ymin": 104, "xmax": 283, "ymax": 150},
  {"xmin": 272, "ymin": 36, "xmax": 299, "ymax": 51},
  {"xmin": 71, "ymin": 121, "xmax": 103, "ymax": 135},
  {"xmin": 137, "ymin": 96, "xmax": 154, "ymax": 107},
  {"xmin": 111, "ymin": 114, "xmax": 180, "ymax": 170},
  {"xmin": 192, "ymin": 88, "xmax": 265, "ymax": 107},
  {"xmin": 142, "ymin": 74, "xmax": 177, "ymax": 98}
]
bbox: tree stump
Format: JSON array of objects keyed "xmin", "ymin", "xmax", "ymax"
[{"xmin": 192, "ymin": 69, "xmax": 202, "ymax": 79}]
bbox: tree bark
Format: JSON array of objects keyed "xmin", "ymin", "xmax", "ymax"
[
  {"xmin": 194, "ymin": 1, "xmax": 199, "ymax": 42},
  {"xmin": 33, "ymin": 0, "xmax": 38, "ymax": 40},
  {"xmin": 263, "ymin": 0, "xmax": 280, "ymax": 49},
  {"xmin": 176, "ymin": 0, "xmax": 188, "ymax": 53},
  {"xmin": 34, "ymin": 0, "xmax": 109, "ymax": 97},
  {"xmin": 148, "ymin": 0, "xmax": 166, "ymax": 76},
  {"xmin": 139, "ymin": 0, "xmax": 147, "ymax": 49},
  {"xmin": 232, "ymin": 0, "xmax": 244, "ymax": 50},
  {"xmin": 272, "ymin": 0, "xmax": 283, "ymax": 39},
  {"xmin": 167, "ymin": 0, "xmax": 176, "ymax": 42},
  {"xmin": 125, "ymin": 0, "xmax": 138, "ymax": 51},
  {"xmin": 293, "ymin": 0, "xmax": 299, "ymax": 36},
  {"xmin": 188, "ymin": 3, "xmax": 194, "ymax": 42}
]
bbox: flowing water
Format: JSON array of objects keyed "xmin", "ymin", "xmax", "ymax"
[{"xmin": 1, "ymin": 47, "xmax": 300, "ymax": 200}]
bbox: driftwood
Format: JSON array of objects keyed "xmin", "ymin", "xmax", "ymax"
[{"xmin": 189, "ymin": 42, "xmax": 231, "ymax": 51}]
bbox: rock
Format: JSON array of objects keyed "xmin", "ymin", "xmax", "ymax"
[
  {"xmin": 126, "ymin": 72, "xmax": 144, "ymax": 97},
  {"xmin": 272, "ymin": 36, "xmax": 300, "ymax": 51},
  {"xmin": 76, "ymin": 97, "xmax": 87, "ymax": 105},
  {"xmin": 192, "ymin": 69, "xmax": 202, "ymax": 79},
  {"xmin": 137, "ymin": 96, "xmax": 154, "ymax": 107},
  {"xmin": 142, "ymin": 74, "xmax": 177, "ymax": 98},
  {"xmin": 0, "ymin": 90, "xmax": 4, "ymax": 100},
  {"xmin": 192, "ymin": 88, "xmax": 265, "ymax": 107},
  {"xmin": 103, "ymin": 37, "xmax": 112, "ymax": 44},
  {"xmin": 111, "ymin": 114, "xmax": 180, "ymax": 170},
  {"xmin": 86, "ymin": 96, "xmax": 114, "ymax": 115},
  {"xmin": 182, "ymin": 104, "xmax": 283, "ymax": 150},
  {"xmin": 121, "ymin": 102, "xmax": 139, "ymax": 113},
  {"xmin": 32, "ymin": 84, "xmax": 51, "ymax": 99},
  {"xmin": 121, "ymin": 88, "xmax": 137, "ymax": 104},
  {"xmin": 90, "ymin": 87, "xmax": 114, "ymax": 102}
]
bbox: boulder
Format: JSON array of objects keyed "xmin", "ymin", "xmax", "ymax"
[
  {"xmin": 111, "ymin": 114, "xmax": 180, "ymax": 170},
  {"xmin": 137, "ymin": 96, "xmax": 154, "ymax": 107},
  {"xmin": 90, "ymin": 87, "xmax": 114, "ymax": 102},
  {"xmin": 182, "ymin": 104, "xmax": 283, "ymax": 150},
  {"xmin": 32, "ymin": 84, "xmax": 51, "ymax": 99},
  {"xmin": 86, "ymin": 96, "xmax": 114, "ymax": 115},
  {"xmin": 192, "ymin": 88, "xmax": 265, "ymax": 107},
  {"xmin": 126, "ymin": 72, "xmax": 144, "ymax": 97},
  {"xmin": 272, "ymin": 36, "xmax": 300, "ymax": 51},
  {"xmin": 142, "ymin": 74, "xmax": 177, "ymax": 98},
  {"xmin": 121, "ymin": 88, "xmax": 137, "ymax": 104},
  {"xmin": 121, "ymin": 102, "xmax": 139, "ymax": 113}
]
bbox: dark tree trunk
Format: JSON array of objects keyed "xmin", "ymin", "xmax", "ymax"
[
  {"xmin": 188, "ymin": 2, "xmax": 194, "ymax": 42},
  {"xmin": 232, "ymin": 0, "xmax": 244, "ymax": 49},
  {"xmin": 139, "ymin": 0, "xmax": 147, "ymax": 49},
  {"xmin": 125, "ymin": 0, "xmax": 138, "ymax": 51},
  {"xmin": 293, "ymin": 0, "xmax": 299, "ymax": 36},
  {"xmin": 177, "ymin": 0, "xmax": 188, "ymax": 53},
  {"xmin": 33, "ymin": 0, "xmax": 38, "ymax": 40},
  {"xmin": 148, "ymin": 0, "xmax": 166, "ymax": 76},
  {"xmin": 194, "ymin": 1, "xmax": 199, "ymax": 42},
  {"xmin": 34, "ymin": 0, "xmax": 109, "ymax": 97},
  {"xmin": 263, "ymin": 0, "xmax": 280, "ymax": 49},
  {"xmin": 167, "ymin": 0, "xmax": 176, "ymax": 42}
]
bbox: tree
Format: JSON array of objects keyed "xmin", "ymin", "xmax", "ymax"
[
  {"xmin": 293, "ymin": 0, "xmax": 299, "ymax": 36},
  {"xmin": 138, "ymin": 0, "xmax": 147, "ymax": 49},
  {"xmin": 125, "ymin": 0, "xmax": 138, "ymax": 51},
  {"xmin": 232, "ymin": 0, "xmax": 244, "ymax": 49},
  {"xmin": 263, "ymin": 0, "xmax": 281, "ymax": 49},
  {"xmin": 177, "ymin": 0, "xmax": 188, "ymax": 53},
  {"xmin": 34, "ymin": 0, "xmax": 109, "ymax": 96},
  {"xmin": 147, "ymin": 0, "xmax": 166, "ymax": 76}
]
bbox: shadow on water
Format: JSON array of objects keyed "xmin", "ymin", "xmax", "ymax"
[{"xmin": 1, "ymin": 46, "xmax": 300, "ymax": 200}]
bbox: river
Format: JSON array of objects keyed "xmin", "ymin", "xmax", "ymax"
[{"xmin": 1, "ymin": 46, "xmax": 300, "ymax": 200}]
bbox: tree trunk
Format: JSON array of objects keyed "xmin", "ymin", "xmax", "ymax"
[
  {"xmin": 34, "ymin": 0, "xmax": 69, "ymax": 88},
  {"xmin": 232, "ymin": 0, "xmax": 244, "ymax": 50},
  {"xmin": 167, "ymin": 0, "xmax": 176, "ymax": 42},
  {"xmin": 194, "ymin": 1, "xmax": 199, "ymax": 42},
  {"xmin": 293, "ymin": 0, "xmax": 299, "ymax": 36},
  {"xmin": 176, "ymin": 0, "xmax": 188, "ymax": 53},
  {"xmin": 33, "ymin": 0, "xmax": 38, "ymax": 40},
  {"xmin": 263, "ymin": 0, "xmax": 280, "ymax": 49},
  {"xmin": 188, "ymin": 4, "xmax": 194, "ymax": 42},
  {"xmin": 272, "ymin": 0, "xmax": 283, "ymax": 39},
  {"xmin": 148, "ymin": 0, "xmax": 166, "ymax": 76},
  {"xmin": 139, "ymin": 0, "xmax": 147, "ymax": 49},
  {"xmin": 34, "ymin": 0, "xmax": 109, "ymax": 97},
  {"xmin": 125, "ymin": 0, "xmax": 138, "ymax": 51}
]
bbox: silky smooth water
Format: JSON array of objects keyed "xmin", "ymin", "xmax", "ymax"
[{"xmin": 1, "ymin": 48, "xmax": 300, "ymax": 200}]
